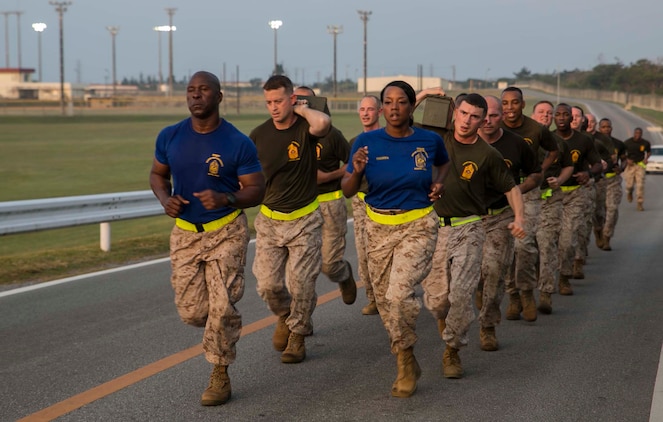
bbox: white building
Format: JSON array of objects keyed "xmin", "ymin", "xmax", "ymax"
[{"xmin": 357, "ymin": 75, "xmax": 452, "ymax": 93}]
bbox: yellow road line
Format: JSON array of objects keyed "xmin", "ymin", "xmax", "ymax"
[{"xmin": 18, "ymin": 284, "xmax": 362, "ymax": 422}]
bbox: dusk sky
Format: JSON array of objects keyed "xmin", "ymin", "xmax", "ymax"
[{"xmin": 3, "ymin": 0, "xmax": 662, "ymax": 86}]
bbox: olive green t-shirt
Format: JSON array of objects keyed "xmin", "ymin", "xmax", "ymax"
[
  {"xmin": 553, "ymin": 130, "xmax": 602, "ymax": 187},
  {"xmin": 317, "ymin": 126, "xmax": 350, "ymax": 194},
  {"xmin": 249, "ymin": 117, "xmax": 319, "ymax": 213},
  {"xmin": 501, "ymin": 115, "xmax": 558, "ymax": 167},
  {"xmin": 434, "ymin": 131, "xmax": 515, "ymax": 218}
]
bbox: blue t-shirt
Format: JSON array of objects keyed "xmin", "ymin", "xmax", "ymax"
[
  {"xmin": 154, "ymin": 117, "xmax": 262, "ymax": 223},
  {"xmin": 346, "ymin": 127, "xmax": 449, "ymax": 210}
]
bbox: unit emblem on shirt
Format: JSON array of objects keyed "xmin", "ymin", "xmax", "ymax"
[
  {"xmin": 571, "ymin": 149, "xmax": 581, "ymax": 163},
  {"xmin": 206, "ymin": 154, "xmax": 223, "ymax": 177},
  {"xmin": 288, "ymin": 141, "xmax": 301, "ymax": 161},
  {"xmin": 412, "ymin": 147, "xmax": 429, "ymax": 171},
  {"xmin": 461, "ymin": 161, "xmax": 478, "ymax": 180}
]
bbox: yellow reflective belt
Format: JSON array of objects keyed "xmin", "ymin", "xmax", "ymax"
[
  {"xmin": 637, "ymin": 161, "xmax": 646, "ymax": 169},
  {"xmin": 605, "ymin": 172, "xmax": 617, "ymax": 179},
  {"xmin": 260, "ymin": 200, "xmax": 319, "ymax": 221},
  {"xmin": 176, "ymin": 209, "xmax": 241, "ymax": 233},
  {"xmin": 541, "ymin": 188, "xmax": 553, "ymax": 199},
  {"xmin": 440, "ymin": 215, "xmax": 481, "ymax": 227},
  {"xmin": 366, "ymin": 205, "xmax": 434, "ymax": 226},
  {"xmin": 317, "ymin": 190, "xmax": 343, "ymax": 203},
  {"xmin": 487, "ymin": 205, "xmax": 510, "ymax": 216},
  {"xmin": 560, "ymin": 185, "xmax": 580, "ymax": 192},
  {"xmin": 357, "ymin": 192, "xmax": 366, "ymax": 201}
]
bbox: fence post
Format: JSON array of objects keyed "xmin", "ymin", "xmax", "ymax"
[{"xmin": 100, "ymin": 222, "xmax": 111, "ymax": 252}]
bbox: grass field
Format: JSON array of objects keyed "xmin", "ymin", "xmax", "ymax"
[{"xmin": 0, "ymin": 111, "xmax": 364, "ymax": 286}]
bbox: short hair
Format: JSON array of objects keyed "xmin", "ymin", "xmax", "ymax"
[
  {"xmin": 295, "ymin": 85, "xmax": 315, "ymax": 96},
  {"xmin": 484, "ymin": 95, "xmax": 502, "ymax": 112},
  {"xmin": 533, "ymin": 100, "xmax": 554, "ymax": 111},
  {"xmin": 599, "ymin": 117, "xmax": 612, "ymax": 125},
  {"xmin": 190, "ymin": 71, "xmax": 220, "ymax": 92},
  {"xmin": 360, "ymin": 95, "xmax": 381, "ymax": 109},
  {"xmin": 556, "ymin": 103, "xmax": 572, "ymax": 112},
  {"xmin": 501, "ymin": 86, "xmax": 523, "ymax": 99},
  {"xmin": 455, "ymin": 92, "xmax": 468, "ymax": 107},
  {"xmin": 263, "ymin": 75, "xmax": 294, "ymax": 93},
  {"xmin": 634, "ymin": 127, "xmax": 643, "ymax": 133},
  {"xmin": 572, "ymin": 105, "xmax": 585, "ymax": 116},
  {"xmin": 381, "ymin": 80, "xmax": 416, "ymax": 105},
  {"xmin": 458, "ymin": 93, "xmax": 488, "ymax": 117}
]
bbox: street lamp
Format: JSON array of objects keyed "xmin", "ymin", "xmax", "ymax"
[
  {"xmin": 32, "ymin": 22, "xmax": 47, "ymax": 82},
  {"xmin": 49, "ymin": 1, "xmax": 72, "ymax": 116},
  {"xmin": 106, "ymin": 26, "xmax": 119, "ymax": 98},
  {"xmin": 327, "ymin": 25, "xmax": 342, "ymax": 98},
  {"xmin": 357, "ymin": 10, "xmax": 371, "ymax": 96},
  {"xmin": 165, "ymin": 7, "xmax": 176, "ymax": 96},
  {"xmin": 268, "ymin": 20, "xmax": 282, "ymax": 75},
  {"xmin": 153, "ymin": 25, "xmax": 175, "ymax": 91}
]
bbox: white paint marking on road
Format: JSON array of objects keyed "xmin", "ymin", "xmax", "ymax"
[
  {"xmin": 0, "ymin": 221, "xmax": 360, "ymax": 298},
  {"xmin": 650, "ymin": 343, "xmax": 663, "ymax": 422}
]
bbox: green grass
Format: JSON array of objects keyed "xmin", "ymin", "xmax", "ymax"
[
  {"xmin": 0, "ymin": 112, "xmax": 364, "ymax": 286},
  {"xmin": 630, "ymin": 107, "xmax": 663, "ymax": 127}
]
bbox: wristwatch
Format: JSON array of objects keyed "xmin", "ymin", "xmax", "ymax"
[{"xmin": 226, "ymin": 192, "xmax": 237, "ymax": 206}]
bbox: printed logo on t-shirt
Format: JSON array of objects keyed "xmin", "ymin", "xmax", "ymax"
[
  {"xmin": 570, "ymin": 149, "xmax": 581, "ymax": 163},
  {"xmin": 288, "ymin": 141, "xmax": 301, "ymax": 161},
  {"xmin": 461, "ymin": 161, "xmax": 478, "ymax": 181},
  {"xmin": 503, "ymin": 159, "xmax": 513, "ymax": 168},
  {"xmin": 412, "ymin": 147, "xmax": 429, "ymax": 171},
  {"xmin": 316, "ymin": 142, "xmax": 323, "ymax": 160},
  {"xmin": 523, "ymin": 137, "xmax": 533, "ymax": 146},
  {"xmin": 206, "ymin": 153, "xmax": 223, "ymax": 177},
  {"xmin": 640, "ymin": 145, "xmax": 645, "ymax": 152}
]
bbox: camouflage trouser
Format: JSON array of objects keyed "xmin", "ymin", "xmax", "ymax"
[
  {"xmin": 592, "ymin": 178, "xmax": 607, "ymax": 235},
  {"xmin": 603, "ymin": 175, "xmax": 623, "ymax": 238},
  {"xmin": 422, "ymin": 220, "xmax": 485, "ymax": 350},
  {"xmin": 253, "ymin": 209, "xmax": 323, "ymax": 336},
  {"xmin": 624, "ymin": 163, "xmax": 646, "ymax": 205},
  {"xmin": 351, "ymin": 195, "xmax": 373, "ymax": 302},
  {"xmin": 576, "ymin": 182, "xmax": 596, "ymax": 260},
  {"xmin": 559, "ymin": 186, "xmax": 590, "ymax": 277},
  {"xmin": 365, "ymin": 211, "xmax": 438, "ymax": 354},
  {"xmin": 319, "ymin": 197, "xmax": 351, "ymax": 283},
  {"xmin": 506, "ymin": 187, "xmax": 540, "ymax": 294},
  {"xmin": 170, "ymin": 213, "xmax": 249, "ymax": 365},
  {"xmin": 478, "ymin": 208, "xmax": 514, "ymax": 328},
  {"xmin": 536, "ymin": 189, "xmax": 563, "ymax": 294}
]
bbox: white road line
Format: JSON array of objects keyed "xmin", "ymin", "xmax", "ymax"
[{"xmin": 651, "ymin": 344, "xmax": 663, "ymax": 422}]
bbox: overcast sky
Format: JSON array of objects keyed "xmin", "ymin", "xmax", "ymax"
[{"xmin": 3, "ymin": 0, "xmax": 662, "ymax": 86}]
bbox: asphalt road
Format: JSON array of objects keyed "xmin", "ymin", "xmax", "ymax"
[{"xmin": 2, "ymin": 102, "xmax": 662, "ymax": 422}]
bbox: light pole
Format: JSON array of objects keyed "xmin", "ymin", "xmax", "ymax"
[
  {"xmin": 327, "ymin": 25, "xmax": 342, "ymax": 98},
  {"xmin": 357, "ymin": 10, "xmax": 371, "ymax": 96},
  {"xmin": 165, "ymin": 7, "xmax": 176, "ymax": 96},
  {"xmin": 106, "ymin": 26, "xmax": 119, "ymax": 98},
  {"xmin": 153, "ymin": 25, "xmax": 176, "ymax": 91},
  {"xmin": 32, "ymin": 23, "xmax": 46, "ymax": 81},
  {"xmin": 49, "ymin": 1, "xmax": 71, "ymax": 116},
  {"xmin": 268, "ymin": 20, "xmax": 282, "ymax": 75}
]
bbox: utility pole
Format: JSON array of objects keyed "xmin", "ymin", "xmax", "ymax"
[
  {"xmin": 357, "ymin": 10, "xmax": 371, "ymax": 96},
  {"xmin": 106, "ymin": 26, "xmax": 119, "ymax": 98},
  {"xmin": 32, "ymin": 22, "xmax": 47, "ymax": 81},
  {"xmin": 50, "ymin": 1, "xmax": 72, "ymax": 116},
  {"xmin": 327, "ymin": 25, "xmax": 342, "ymax": 98},
  {"xmin": 14, "ymin": 11, "xmax": 23, "ymax": 69},
  {"xmin": 165, "ymin": 7, "xmax": 176, "ymax": 96}
]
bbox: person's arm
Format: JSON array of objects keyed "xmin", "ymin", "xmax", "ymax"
[
  {"xmin": 193, "ymin": 171, "xmax": 265, "ymax": 210},
  {"xmin": 504, "ymin": 186, "xmax": 526, "ymax": 238},
  {"xmin": 342, "ymin": 146, "xmax": 368, "ymax": 198},
  {"xmin": 519, "ymin": 171, "xmax": 543, "ymax": 194},
  {"xmin": 547, "ymin": 165, "xmax": 574, "ymax": 189},
  {"xmin": 428, "ymin": 162, "xmax": 450, "ymax": 201},
  {"xmin": 294, "ymin": 102, "xmax": 331, "ymax": 138},
  {"xmin": 317, "ymin": 164, "xmax": 348, "ymax": 185},
  {"xmin": 540, "ymin": 150, "xmax": 559, "ymax": 173},
  {"xmin": 415, "ymin": 87, "xmax": 447, "ymax": 108},
  {"xmin": 149, "ymin": 158, "xmax": 189, "ymax": 218}
]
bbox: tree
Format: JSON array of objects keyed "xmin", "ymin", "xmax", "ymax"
[{"xmin": 513, "ymin": 67, "xmax": 532, "ymax": 80}]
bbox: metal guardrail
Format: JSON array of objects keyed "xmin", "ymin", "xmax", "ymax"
[{"xmin": 0, "ymin": 191, "xmax": 164, "ymax": 251}]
